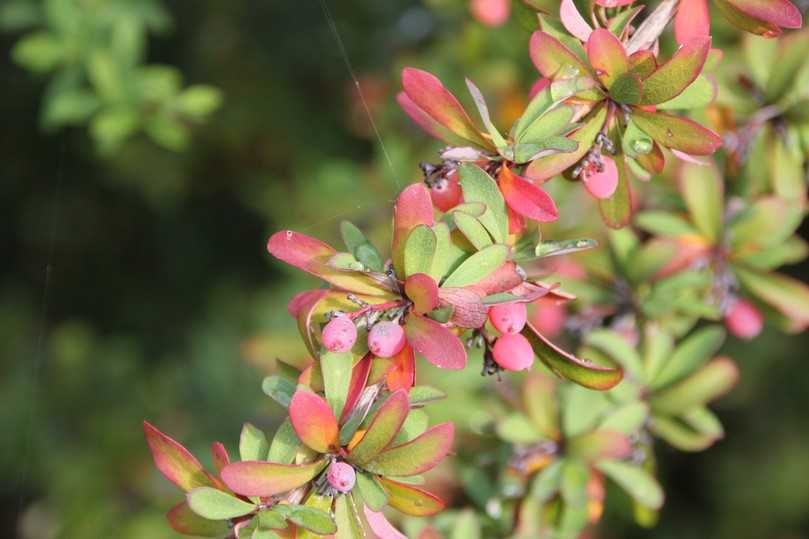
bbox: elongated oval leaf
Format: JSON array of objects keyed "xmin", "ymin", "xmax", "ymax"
[
  {"xmin": 167, "ymin": 501, "xmax": 229, "ymax": 537},
  {"xmin": 349, "ymin": 389, "xmax": 410, "ymax": 465},
  {"xmin": 454, "ymin": 211, "xmax": 494, "ymax": 249},
  {"xmin": 240, "ymin": 422, "xmax": 269, "ymax": 462},
  {"xmin": 442, "ymin": 244, "xmax": 509, "ymax": 288},
  {"xmin": 640, "ymin": 37, "xmax": 710, "ymax": 105},
  {"xmin": 364, "ymin": 506, "xmax": 407, "ymax": 539},
  {"xmin": 289, "ymin": 389, "xmax": 339, "ymax": 453},
  {"xmin": 365, "ymin": 423, "xmax": 454, "ymax": 476},
  {"xmin": 405, "ymin": 313, "xmax": 467, "ymax": 369},
  {"xmin": 457, "ymin": 164, "xmax": 508, "ymax": 244},
  {"xmin": 322, "ymin": 351, "xmax": 354, "ymax": 421},
  {"xmin": 652, "ymin": 357, "xmax": 739, "ymax": 413},
  {"xmin": 334, "ymin": 494, "xmax": 364, "ymax": 539},
  {"xmin": 221, "ymin": 460, "xmax": 327, "ymax": 497},
  {"xmin": 596, "ymin": 460, "xmax": 664, "ymax": 509},
  {"xmin": 379, "ymin": 478, "xmax": 445, "ymax": 516},
  {"xmin": 651, "ymin": 325, "xmax": 725, "ymax": 389},
  {"xmin": 522, "ymin": 322, "xmax": 623, "ymax": 389},
  {"xmin": 405, "ymin": 225, "xmax": 437, "ymax": 277},
  {"xmin": 586, "ymin": 29, "xmax": 628, "ymax": 88},
  {"xmin": 393, "ymin": 183, "xmax": 435, "ymax": 279},
  {"xmin": 187, "ymin": 487, "xmax": 256, "ymax": 520},
  {"xmin": 499, "ymin": 166, "xmax": 558, "ymax": 222},
  {"xmin": 143, "ymin": 421, "xmax": 217, "ymax": 492},
  {"xmin": 632, "ymin": 110, "xmax": 722, "ymax": 156}
]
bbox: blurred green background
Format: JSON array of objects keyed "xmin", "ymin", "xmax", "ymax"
[{"xmin": 2, "ymin": 1, "xmax": 809, "ymax": 538}]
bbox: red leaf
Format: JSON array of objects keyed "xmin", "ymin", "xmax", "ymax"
[
  {"xmin": 499, "ymin": 166, "xmax": 559, "ymax": 222},
  {"xmin": 387, "ymin": 344, "xmax": 416, "ymax": 391},
  {"xmin": 364, "ymin": 506, "xmax": 408, "ymax": 539},
  {"xmin": 267, "ymin": 231, "xmax": 392, "ymax": 296},
  {"xmin": 530, "ymin": 31, "xmax": 592, "ymax": 79},
  {"xmin": 341, "ymin": 353, "xmax": 373, "ymax": 423},
  {"xmin": 674, "ymin": 0, "xmax": 710, "ymax": 44},
  {"xmin": 398, "ymin": 92, "xmax": 470, "ymax": 147},
  {"xmin": 595, "ymin": 0, "xmax": 636, "ymax": 6},
  {"xmin": 560, "ymin": 0, "xmax": 592, "ymax": 41},
  {"xmin": 439, "ymin": 287, "xmax": 488, "ymax": 328},
  {"xmin": 465, "ymin": 261, "xmax": 524, "ymax": 296},
  {"xmin": 393, "ymin": 183, "xmax": 435, "ymax": 278},
  {"xmin": 405, "ymin": 313, "xmax": 467, "ymax": 369},
  {"xmin": 143, "ymin": 421, "xmax": 218, "ymax": 492},
  {"xmin": 405, "ymin": 273, "xmax": 440, "ymax": 314},
  {"xmin": 725, "ymin": 0, "xmax": 802, "ymax": 28},
  {"xmin": 401, "ymin": 68, "xmax": 490, "ymax": 148},
  {"xmin": 586, "ymin": 29, "xmax": 629, "ymax": 88},
  {"xmin": 289, "ymin": 390, "xmax": 339, "ymax": 453},
  {"xmin": 221, "ymin": 460, "xmax": 327, "ymax": 497},
  {"xmin": 211, "ymin": 442, "xmax": 230, "ymax": 473}
]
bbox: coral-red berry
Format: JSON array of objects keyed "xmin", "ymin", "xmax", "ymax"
[
  {"xmin": 488, "ymin": 302, "xmax": 528, "ymax": 334},
  {"xmin": 429, "ymin": 171, "xmax": 462, "ymax": 212},
  {"xmin": 492, "ymin": 333, "xmax": 534, "ymax": 371}
]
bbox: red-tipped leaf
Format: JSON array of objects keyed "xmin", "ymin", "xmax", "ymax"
[
  {"xmin": 632, "ymin": 110, "xmax": 722, "ymax": 155},
  {"xmin": 221, "ymin": 460, "xmax": 327, "ymax": 497},
  {"xmin": 499, "ymin": 166, "xmax": 559, "ymax": 222},
  {"xmin": 405, "ymin": 313, "xmax": 467, "ymax": 369},
  {"xmin": 405, "ymin": 273, "xmax": 440, "ymax": 314},
  {"xmin": 289, "ymin": 389, "xmax": 339, "ymax": 453},
  {"xmin": 143, "ymin": 421, "xmax": 218, "ymax": 492},
  {"xmin": 379, "ymin": 478, "xmax": 446, "ymax": 516},
  {"xmin": 586, "ymin": 29, "xmax": 629, "ymax": 88},
  {"xmin": 348, "ymin": 389, "xmax": 411, "ymax": 465},
  {"xmin": 365, "ymin": 423, "xmax": 454, "ymax": 477},
  {"xmin": 640, "ymin": 37, "xmax": 711, "ymax": 105}
]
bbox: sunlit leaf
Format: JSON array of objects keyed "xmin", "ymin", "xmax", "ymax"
[
  {"xmin": 640, "ymin": 37, "xmax": 710, "ymax": 105},
  {"xmin": 393, "ymin": 183, "xmax": 435, "ymax": 279},
  {"xmin": 596, "ymin": 460, "xmax": 664, "ymax": 509},
  {"xmin": 405, "ymin": 313, "xmax": 467, "ymax": 369},
  {"xmin": 652, "ymin": 357, "xmax": 739, "ymax": 413},
  {"xmin": 240, "ymin": 422, "xmax": 269, "ymax": 462},
  {"xmin": 379, "ymin": 478, "xmax": 445, "ymax": 516},
  {"xmin": 458, "ymin": 164, "xmax": 508, "ymax": 244},
  {"xmin": 632, "ymin": 110, "xmax": 722, "ymax": 155},
  {"xmin": 221, "ymin": 460, "xmax": 327, "ymax": 497},
  {"xmin": 365, "ymin": 423, "xmax": 454, "ymax": 476},
  {"xmin": 187, "ymin": 487, "xmax": 256, "ymax": 520},
  {"xmin": 143, "ymin": 421, "xmax": 218, "ymax": 492},
  {"xmin": 651, "ymin": 325, "xmax": 726, "ymax": 389},
  {"xmin": 349, "ymin": 389, "xmax": 410, "ymax": 465},
  {"xmin": 289, "ymin": 389, "xmax": 339, "ymax": 453}
]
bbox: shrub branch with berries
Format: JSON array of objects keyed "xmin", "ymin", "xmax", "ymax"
[{"xmin": 144, "ymin": 0, "xmax": 809, "ymax": 537}]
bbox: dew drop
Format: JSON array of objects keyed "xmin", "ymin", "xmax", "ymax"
[
  {"xmin": 632, "ymin": 139, "xmax": 653, "ymax": 154},
  {"xmin": 665, "ymin": 129, "xmax": 673, "ymax": 138}
]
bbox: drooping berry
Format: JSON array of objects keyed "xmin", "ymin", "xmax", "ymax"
[
  {"xmin": 488, "ymin": 302, "xmax": 528, "ymax": 334},
  {"xmin": 429, "ymin": 171, "xmax": 462, "ymax": 212},
  {"xmin": 327, "ymin": 461, "xmax": 356, "ymax": 493},
  {"xmin": 368, "ymin": 321, "xmax": 407, "ymax": 358},
  {"xmin": 322, "ymin": 316, "xmax": 358, "ymax": 352},
  {"xmin": 492, "ymin": 333, "xmax": 534, "ymax": 371},
  {"xmin": 725, "ymin": 298, "xmax": 763, "ymax": 340}
]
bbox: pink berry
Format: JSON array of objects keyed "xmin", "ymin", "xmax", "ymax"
[
  {"xmin": 488, "ymin": 302, "xmax": 528, "ymax": 334},
  {"xmin": 327, "ymin": 461, "xmax": 356, "ymax": 493},
  {"xmin": 322, "ymin": 316, "xmax": 357, "ymax": 352},
  {"xmin": 492, "ymin": 333, "xmax": 534, "ymax": 371},
  {"xmin": 430, "ymin": 171, "xmax": 462, "ymax": 212},
  {"xmin": 470, "ymin": 0, "xmax": 510, "ymax": 27},
  {"xmin": 725, "ymin": 298, "xmax": 763, "ymax": 340},
  {"xmin": 367, "ymin": 321, "xmax": 407, "ymax": 358}
]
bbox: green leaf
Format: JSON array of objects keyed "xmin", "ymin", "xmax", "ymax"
[
  {"xmin": 177, "ymin": 85, "xmax": 223, "ymax": 118},
  {"xmin": 522, "ymin": 322, "xmax": 623, "ymax": 390},
  {"xmin": 657, "ymin": 75, "xmax": 716, "ymax": 110},
  {"xmin": 533, "ymin": 238, "xmax": 598, "ymax": 258},
  {"xmin": 523, "ymin": 374, "xmax": 560, "ymax": 440},
  {"xmin": 442, "ymin": 245, "xmax": 509, "ymax": 288},
  {"xmin": 453, "ymin": 212, "xmax": 493, "ymax": 249},
  {"xmin": 267, "ymin": 419, "xmax": 300, "ymax": 464},
  {"xmin": 408, "ymin": 386, "xmax": 446, "ymax": 406},
  {"xmin": 364, "ymin": 423, "xmax": 454, "ymax": 477},
  {"xmin": 466, "ymin": 78, "xmax": 508, "ymax": 149},
  {"xmin": 458, "ymin": 164, "xmax": 508, "ymax": 244},
  {"xmin": 584, "ymin": 329, "xmax": 643, "ymax": 378},
  {"xmin": 765, "ymin": 31, "xmax": 809, "ymax": 102},
  {"xmin": 516, "ymin": 103, "xmax": 575, "ymax": 144},
  {"xmin": 496, "ymin": 413, "xmax": 543, "ymax": 444},
  {"xmin": 639, "ymin": 37, "xmax": 710, "ymax": 106},
  {"xmin": 560, "ymin": 459, "xmax": 590, "ymax": 505},
  {"xmin": 396, "ymin": 409, "xmax": 429, "ymax": 443},
  {"xmin": 348, "ymin": 389, "xmax": 409, "ymax": 465},
  {"xmin": 679, "ymin": 162, "xmax": 723, "ymax": 244},
  {"xmin": 652, "ymin": 358, "xmax": 739, "ymax": 413},
  {"xmin": 187, "ymin": 487, "xmax": 256, "ymax": 520},
  {"xmin": 735, "ymin": 266, "xmax": 809, "ymax": 331},
  {"xmin": 262, "ymin": 376, "xmax": 296, "ymax": 408},
  {"xmin": 652, "ymin": 325, "xmax": 725, "ymax": 389},
  {"xmin": 256, "ymin": 508, "xmax": 287, "ymax": 530},
  {"xmin": 600, "ymin": 402, "xmax": 649, "ymax": 435},
  {"xmin": 596, "ymin": 460, "xmax": 664, "ymax": 509},
  {"xmin": 530, "ymin": 460, "xmax": 564, "ymax": 502},
  {"xmin": 610, "ymin": 72, "xmax": 643, "ymax": 105},
  {"xmin": 287, "ymin": 506, "xmax": 337, "ymax": 535},
  {"xmin": 729, "ymin": 196, "xmax": 803, "ymax": 252},
  {"xmin": 356, "ymin": 472, "xmax": 389, "ymax": 511},
  {"xmin": 240, "ymin": 423, "xmax": 269, "ymax": 462},
  {"xmin": 321, "ymin": 351, "xmax": 354, "ymax": 420},
  {"xmin": 512, "ymin": 81, "xmax": 554, "ymax": 140},
  {"xmin": 650, "ymin": 406, "xmax": 723, "ymax": 451},
  {"xmin": 41, "ymin": 89, "xmax": 100, "ymax": 128},
  {"xmin": 334, "ymin": 495, "xmax": 363, "ymax": 539},
  {"xmin": 340, "ymin": 220, "xmax": 384, "ymax": 272},
  {"xmin": 167, "ymin": 501, "xmax": 229, "ymax": 537},
  {"xmin": 451, "ymin": 510, "xmax": 481, "ymax": 539},
  {"xmin": 12, "ymin": 31, "xmax": 64, "ymax": 72},
  {"xmin": 622, "ymin": 118, "xmax": 654, "ymax": 158},
  {"xmin": 404, "ymin": 225, "xmax": 437, "ymax": 277},
  {"xmin": 430, "ymin": 222, "xmax": 468, "ymax": 282},
  {"xmin": 635, "ymin": 211, "xmax": 699, "ymax": 237}
]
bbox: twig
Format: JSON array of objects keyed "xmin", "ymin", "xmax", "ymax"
[{"xmin": 626, "ymin": 0, "xmax": 680, "ymax": 54}]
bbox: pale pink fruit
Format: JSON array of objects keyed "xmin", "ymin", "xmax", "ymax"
[
  {"xmin": 327, "ymin": 461, "xmax": 356, "ymax": 493},
  {"xmin": 322, "ymin": 316, "xmax": 358, "ymax": 352},
  {"xmin": 492, "ymin": 333, "xmax": 535, "ymax": 371},
  {"xmin": 725, "ymin": 298, "xmax": 763, "ymax": 340},
  {"xmin": 582, "ymin": 156, "xmax": 618, "ymax": 199},
  {"xmin": 430, "ymin": 171, "xmax": 462, "ymax": 212},
  {"xmin": 470, "ymin": 0, "xmax": 510, "ymax": 26},
  {"xmin": 368, "ymin": 321, "xmax": 407, "ymax": 358},
  {"xmin": 488, "ymin": 302, "xmax": 528, "ymax": 334}
]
